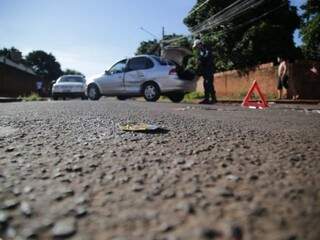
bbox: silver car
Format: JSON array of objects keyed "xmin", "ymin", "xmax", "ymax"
[
  {"xmin": 86, "ymin": 48, "xmax": 196, "ymax": 102},
  {"xmin": 52, "ymin": 75, "xmax": 87, "ymax": 100}
]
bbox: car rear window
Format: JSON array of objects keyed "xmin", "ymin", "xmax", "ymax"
[
  {"xmin": 127, "ymin": 57, "xmax": 154, "ymax": 71},
  {"xmin": 152, "ymin": 56, "xmax": 175, "ymax": 66},
  {"xmin": 59, "ymin": 76, "xmax": 84, "ymax": 83}
]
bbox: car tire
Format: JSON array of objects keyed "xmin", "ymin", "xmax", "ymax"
[
  {"xmin": 52, "ymin": 96, "xmax": 58, "ymax": 101},
  {"xmin": 87, "ymin": 84, "xmax": 101, "ymax": 101},
  {"xmin": 81, "ymin": 96, "xmax": 88, "ymax": 100},
  {"xmin": 117, "ymin": 96, "xmax": 128, "ymax": 101},
  {"xmin": 168, "ymin": 93, "xmax": 185, "ymax": 103},
  {"xmin": 143, "ymin": 82, "xmax": 160, "ymax": 102}
]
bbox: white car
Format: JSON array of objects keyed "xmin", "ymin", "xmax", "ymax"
[
  {"xmin": 86, "ymin": 47, "xmax": 196, "ymax": 102},
  {"xmin": 52, "ymin": 75, "xmax": 87, "ymax": 100}
]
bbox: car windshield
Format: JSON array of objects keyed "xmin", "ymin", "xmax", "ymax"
[
  {"xmin": 109, "ymin": 59, "xmax": 127, "ymax": 74},
  {"xmin": 152, "ymin": 56, "xmax": 175, "ymax": 66},
  {"xmin": 59, "ymin": 76, "xmax": 84, "ymax": 83}
]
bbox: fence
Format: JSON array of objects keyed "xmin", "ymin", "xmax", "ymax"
[{"xmin": 196, "ymin": 60, "xmax": 320, "ymax": 100}]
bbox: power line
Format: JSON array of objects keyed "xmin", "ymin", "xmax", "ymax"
[
  {"xmin": 162, "ymin": 1, "xmax": 286, "ymax": 45},
  {"xmin": 139, "ymin": 27, "xmax": 159, "ymax": 39},
  {"xmin": 187, "ymin": 0, "xmax": 211, "ymax": 17},
  {"xmin": 191, "ymin": 0, "xmax": 266, "ymax": 34}
]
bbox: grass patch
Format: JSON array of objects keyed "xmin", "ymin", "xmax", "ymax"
[
  {"xmin": 18, "ymin": 92, "xmax": 43, "ymax": 102},
  {"xmin": 183, "ymin": 92, "xmax": 204, "ymax": 102}
]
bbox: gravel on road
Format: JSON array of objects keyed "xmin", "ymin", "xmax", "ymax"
[{"xmin": 0, "ymin": 99, "xmax": 319, "ymax": 240}]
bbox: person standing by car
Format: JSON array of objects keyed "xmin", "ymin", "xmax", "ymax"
[{"xmin": 193, "ymin": 39, "xmax": 217, "ymax": 104}]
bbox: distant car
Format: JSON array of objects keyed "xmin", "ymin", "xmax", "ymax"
[
  {"xmin": 52, "ymin": 75, "xmax": 87, "ymax": 100},
  {"xmin": 86, "ymin": 48, "xmax": 196, "ymax": 102}
]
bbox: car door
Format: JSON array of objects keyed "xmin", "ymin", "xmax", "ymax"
[
  {"xmin": 99, "ymin": 59, "xmax": 126, "ymax": 95},
  {"xmin": 124, "ymin": 57, "xmax": 154, "ymax": 93}
]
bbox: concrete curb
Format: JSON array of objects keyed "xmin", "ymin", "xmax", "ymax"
[
  {"xmin": 0, "ymin": 98, "xmax": 22, "ymax": 103},
  {"xmin": 217, "ymin": 100, "xmax": 320, "ymax": 105}
]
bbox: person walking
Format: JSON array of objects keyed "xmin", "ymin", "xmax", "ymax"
[
  {"xmin": 193, "ymin": 39, "xmax": 217, "ymax": 104},
  {"xmin": 277, "ymin": 57, "xmax": 289, "ymax": 99}
]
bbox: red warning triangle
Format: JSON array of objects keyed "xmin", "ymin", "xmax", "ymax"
[{"xmin": 242, "ymin": 80, "xmax": 269, "ymax": 109}]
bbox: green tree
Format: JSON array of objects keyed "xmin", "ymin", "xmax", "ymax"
[
  {"xmin": 136, "ymin": 39, "xmax": 160, "ymax": 55},
  {"xmin": 0, "ymin": 47, "xmax": 23, "ymax": 62},
  {"xmin": 63, "ymin": 69, "xmax": 84, "ymax": 76},
  {"xmin": 184, "ymin": 0, "xmax": 300, "ymax": 71},
  {"xmin": 25, "ymin": 50, "xmax": 63, "ymax": 81},
  {"xmin": 135, "ymin": 34, "xmax": 192, "ymax": 56},
  {"xmin": 300, "ymin": 0, "xmax": 320, "ymax": 60}
]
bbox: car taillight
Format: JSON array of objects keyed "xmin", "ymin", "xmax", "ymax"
[{"xmin": 169, "ymin": 68, "xmax": 177, "ymax": 75}]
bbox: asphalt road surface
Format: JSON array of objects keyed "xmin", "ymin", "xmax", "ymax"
[{"xmin": 0, "ymin": 99, "xmax": 320, "ymax": 240}]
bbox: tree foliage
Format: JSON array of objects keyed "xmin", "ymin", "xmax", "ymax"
[
  {"xmin": 0, "ymin": 47, "xmax": 23, "ymax": 62},
  {"xmin": 25, "ymin": 50, "xmax": 63, "ymax": 81},
  {"xmin": 184, "ymin": 0, "xmax": 301, "ymax": 71},
  {"xmin": 63, "ymin": 69, "xmax": 84, "ymax": 76},
  {"xmin": 135, "ymin": 34, "xmax": 191, "ymax": 56},
  {"xmin": 136, "ymin": 39, "xmax": 160, "ymax": 56},
  {"xmin": 300, "ymin": 0, "xmax": 320, "ymax": 60}
]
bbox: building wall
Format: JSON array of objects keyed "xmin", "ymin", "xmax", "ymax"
[
  {"xmin": 0, "ymin": 62, "xmax": 40, "ymax": 97},
  {"xmin": 196, "ymin": 61, "xmax": 320, "ymax": 99}
]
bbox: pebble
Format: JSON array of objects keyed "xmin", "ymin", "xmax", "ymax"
[
  {"xmin": 249, "ymin": 175, "xmax": 259, "ymax": 181},
  {"xmin": 159, "ymin": 222, "xmax": 175, "ymax": 233},
  {"xmin": 132, "ymin": 185, "xmax": 144, "ymax": 192},
  {"xmin": 23, "ymin": 186, "xmax": 33, "ymax": 194},
  {"xmin": 74, "ymin": 196, "xmax": 87, "ymax": 205},
  {"xmin": 174, "ymin": 158, "xmax": 186, "ymax": 165},
  {"xmin": 176, "ymin": 202, "xmax": 195, "ymax": 214},
  {"xmin": 20, "ymin": 201, "xmax": 32, "ymax": 216},
  {"xmin": 5, "ymin": 147, "xmax": 15, "ymax": 152},
  {"xmin": 216, "ymin": 188, "xmax": 234, "ymax": 198},
  {"xmin": 54, "ymin": 186, "xmax": 74, "ymax": 201},
  {"xmin": 0, "ymin": 211, "xmax": 9, "ymax": 223},
  {"xmin": 75, "ymin": 206, "xmax": 87, "ymax": 217},
  {"xmin": 52, "ymin": 217, "xmax": 76, "ymax": 237},
  {"xmin": 2, "ymin": 199, "xmax": 19, "ymax": 210},
  {"xmin": 227, "ymin": 175, "xmax": 241, "ymax": 182},
  {"xmin": 195, "ymin": 227, "xmax": 221, "ymax": 239}
]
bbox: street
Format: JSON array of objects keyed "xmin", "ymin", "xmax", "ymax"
[{"xmin": 0, "ymin": 99, "xmax": 320, "ymax": 240}]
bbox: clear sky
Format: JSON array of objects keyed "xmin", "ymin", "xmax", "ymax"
[{"xmin": 0, "ymin": 0, "xmax": 305, "ymax": 77}]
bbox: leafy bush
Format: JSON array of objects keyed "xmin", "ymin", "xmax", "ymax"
[
  {"xmin": 184, "ymin": 92, "xmax": 204, "ymax": 101},
  {"xmin": 19, "ymin": 93, "xmax": 43, "ymax": 102}
]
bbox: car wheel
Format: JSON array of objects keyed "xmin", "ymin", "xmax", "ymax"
[
  {"xmin": 168, "ymin": 93, "xmax": 185, "ymax": 103},
  {"xmin": 87, "ymin": 84, "xmax": 101, "ymax": 101},
  {"xmin": 143, "ymin": 82, "xmax": 160, "ymax": 102},
  {"xmin": 81, "ymin": 96, "xmax": 88, "ymax": 100},
  {"xmin": 117, "ymin": 96, "xmax": 127, "ymax": 101},
  {"xmin": 52, "ymin": 96, "xmax": 58, "ymax": 101}
]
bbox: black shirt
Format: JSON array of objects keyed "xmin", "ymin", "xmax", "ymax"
[{"xmin": 198, "ymin": 45, "xmax": 214, "ymax": 75}]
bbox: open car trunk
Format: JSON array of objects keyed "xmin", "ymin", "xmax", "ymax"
[{"xmin": 161, "ymin": 47, "xmax": 196, "ymax": 81}]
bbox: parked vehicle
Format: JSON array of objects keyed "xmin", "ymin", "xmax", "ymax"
[
  {"xmin": 52, "ymin": 75, "xmax": 87, "ymax": 100},
  {"xmin": 86, "ymin": 48, "xmax": 196, "ymax": 102}
]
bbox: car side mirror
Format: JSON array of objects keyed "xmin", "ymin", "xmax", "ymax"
[
  {"xmin": 105, "ymin": 70, "xmax": 111, "ymax": 75},
  {"xmin": 51, "ymin": 80, "xmax": 56, "ymax": 85}
]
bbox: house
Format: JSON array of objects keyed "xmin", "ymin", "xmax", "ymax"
[{"xmin": 0, "ymin": 56, "xmax": 40, "ymax": 97}]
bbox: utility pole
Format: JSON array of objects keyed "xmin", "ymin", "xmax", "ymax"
[
  {"xmin": 162, "ymin": 26, "xmax": 165, "ymax": 40},
  {"xmin": 161, "ymin": 26, "xmax": 165, "ymax": 57}
]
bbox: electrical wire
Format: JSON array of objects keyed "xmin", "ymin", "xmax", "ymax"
[
  {"xmin": 191, "ymin": 0, "xmax": 267, "ymax": 34},
  {"xmin": 161, "ymin": 1, "xmax": 286, "ymax": 45},
  {"xmin": 187, "ymin": 0, "xmax": 211, "ymax": 17}
]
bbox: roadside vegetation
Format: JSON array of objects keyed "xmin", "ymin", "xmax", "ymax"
[{"xmin": 18, "ymin": 93, "xmax": 43, "ymax": 102}]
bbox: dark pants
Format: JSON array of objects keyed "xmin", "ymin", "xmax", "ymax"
[{"xmin": 203, "ymin": 72, "xmax": 216, "ymax": 101}]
